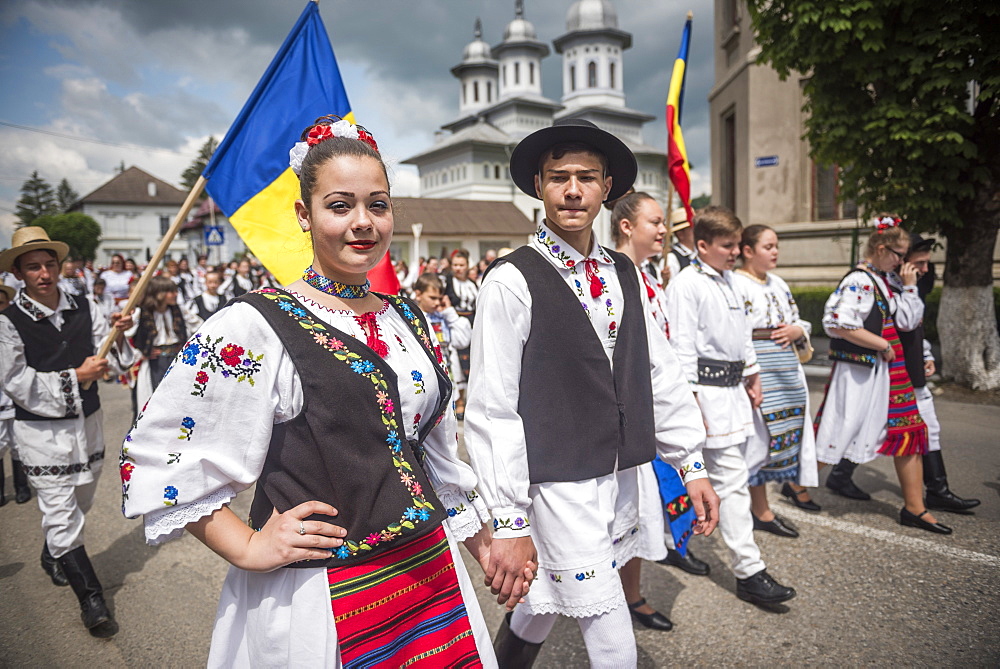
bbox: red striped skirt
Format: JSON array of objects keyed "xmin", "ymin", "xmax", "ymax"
[
  {"xmin": 326, "ymin": 526, "xmax": 482, "ymax": 668},
  {"xmin": 877, "ymin": 318, "xmax": 928, "ymax": 457}
]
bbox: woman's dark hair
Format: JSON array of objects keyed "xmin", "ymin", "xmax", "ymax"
[
  {"xmin": 609, "ymin": 191, "xmax": 656, "ymax": 245},
  {"xmin": 297, "ymin": 118, "xmax": 389, "ymax": 207},
  {"xmin": 740, "ymin": 224, "xmax": 775, "ymax": 256}
]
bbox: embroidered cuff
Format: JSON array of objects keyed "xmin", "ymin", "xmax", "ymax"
[
  {"xmin": 678, "ymin": 459, "xmax": 708, "ymax": 483},
  {"xmin": 491, "ymin": 507, "xmax": 532, "ymax": 539},
  {"xmin": 143, "ymin": 485, "xmax": 235, "ymax": 546},
  {"xmin": 438, "ymin": 489, "xmax": 490, "ymax": 542},
  {"xmin": 743, "ymin": 362, "xmax": 761, "ymax": 376},
  {"xmin": 61, "ymin": 370, "xmax": 80, "ymax": 417}
]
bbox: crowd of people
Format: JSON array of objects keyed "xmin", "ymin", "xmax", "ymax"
[{"xmin": 0, "ymin": 114, "xmax": 981, "ymax": 667}]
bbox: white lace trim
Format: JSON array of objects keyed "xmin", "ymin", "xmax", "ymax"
[
  {"xmin": 522, "ymin": 591, "xmax": 626, "ymax": 619},
  {"xmin": 439, "ymin": 490, "xmax": 488, "ymax": 542},
  {"xmin": 143, "ymin": 485, "xmax": 236, "ymax": 546}
]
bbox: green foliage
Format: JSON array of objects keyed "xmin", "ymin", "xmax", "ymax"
[
  {"xmin": 181, "ymin": 136, "xmax": 218, "ymax": 193},
  {"xmin": 32, "ymin": 212, "xmax": 102, "ymax": 261},
  {"xmin": 747, "ymin": 0, "xmax": 999, "ymax": 238},
  {"xmin": 16, "ymin": 171, "xmax": 58, "ymax": 225},
  {"xmin": 55, "ymin": 178, "xmax": 79, "ymax": 212},
  {"xmin": 690, "ymin": 193, "xmax": 711, "ymax": 210}
]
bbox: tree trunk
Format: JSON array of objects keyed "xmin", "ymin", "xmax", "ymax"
[{"xmin": 938, "ymin": 185, "xmax": 1000, "ymax": 390}]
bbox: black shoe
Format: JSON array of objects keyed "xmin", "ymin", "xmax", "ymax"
[
  {"xmin": 0, "ymin": 460, "xmax": 6, "ymax": 507},
  {"xmin": 752, "ymin": 513, "xmax": 799, "ymax": 538},
  {"xmin": 780, "ymin": 482, "xmax": 822, "ymax": 512},
  {"xmin": 57, "ymin": 546, "xmax": 119, "ymax": 637},
  {"xmin": 658, "ymin": 548, "xmax": 710, "ymax": 576},
  {"xmin": 493, "ymin": 612, "xmax": 542, "ymax": 669},
  {"xmin": 12, "ymin": 459, "xmax": 31, "ymax": 504},
  {"xmin": 923, "ymin": 451, "xmax": 980, "ymax": 513},
  {"xmin": 736, "ymin": 569, "xmax": 797, "ymax": 606},
  {"xmin": 899, "ymin": 507, "xmax": 952, "ymax": 535},
  {"xmin": 628, "ymin": 598, "xmax": 673, "ymax": 632},
  {"xmin": 825, "ymin": 459, "xmax": 871, "ymax": 500},
  {"xmin": 41, "ymin": 543, "xmax": 70, "ymax": 587}
]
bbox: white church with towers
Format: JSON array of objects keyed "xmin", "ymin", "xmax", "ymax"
[{"xmin": 402, "ymin": 0, "xmax": 670, "ymax": 252}]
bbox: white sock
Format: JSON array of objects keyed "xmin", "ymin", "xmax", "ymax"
[{"xmin": 579, "ymin": 607, "xmax": 637, "ymax": 669}]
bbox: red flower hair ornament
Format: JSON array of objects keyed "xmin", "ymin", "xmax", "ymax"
[
  {"xmin": 873, "ymin": 215, "xmax": 902, "ymax": 234},
  {"xmin": 289, "ymin": 115, "xmax": 380, "ymax": 175}
]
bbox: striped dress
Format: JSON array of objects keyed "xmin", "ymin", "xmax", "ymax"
[{"xmin": 734, "ymin": 271, "xmax": 818, "ymax": 487}]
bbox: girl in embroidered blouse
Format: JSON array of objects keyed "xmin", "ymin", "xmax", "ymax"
[
  {"xmin": 734, "ymin": 225, "xmax": 820, "ymax": 537},
  {"xmin": 806, "ymin": 222, "xmax": 948, "ymax": 534},
  {"xmin": 122, "ymin": 117, "xmax": 531, "ymax": 667}
]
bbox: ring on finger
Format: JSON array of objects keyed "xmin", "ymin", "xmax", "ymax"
[{"xmin": 298, "ymin": 520, "xmax": 306, "ymax": 536}]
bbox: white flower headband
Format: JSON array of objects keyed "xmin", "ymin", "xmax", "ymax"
[
  {"xmin": 872, "ymin": 215, "xmax": 901, "ymax": 233},
  {"xmin": 288, "ymin": 118, "xmax": 378, "ymax": 176}
]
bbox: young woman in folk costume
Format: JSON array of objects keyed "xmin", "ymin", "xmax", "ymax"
[
  {"xmin": 122, "ymin": 116, "xmax": 533, "ymax": 667},
  {"xmin": 609, "ymin": 192, "xmax": 711, "ymax": 633},
  {"xmin": 733, "ymin": 225, "xmax": 820, "ymax": 538},
  {"xmin": 806, "ymin": 218, "xmax": 949, "ymax": 534}
]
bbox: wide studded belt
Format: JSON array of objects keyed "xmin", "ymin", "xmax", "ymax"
[{"xmin": 697, "ymin": 357, "xmax": 744, "ymax": 387}]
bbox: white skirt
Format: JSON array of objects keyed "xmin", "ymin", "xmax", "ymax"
[
  {"xmin": 207, "ymin": 526, "xmax": 497, "ymax": 669},
  {"xmin": 814, "ymin": 360, "xmax": 889, "ymax": 465}
]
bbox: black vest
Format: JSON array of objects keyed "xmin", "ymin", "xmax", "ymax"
[
  {"xmin": 671, "ymin": 247, "xmax": 692, "ymax": 271},
  {"xmin": 237, "ymin": 289, "xmax": 451, "ymax": 568},
  {"xmin": 828, "ymin": 269, "xmax": 885, "ymax": 368},
  {"xmin": 898, "ymin": 323, "xmax": 926, "ymax": 388},
  {"xmin": 4, "ymin": 293, "xmax": 101, "ymax": 421},
  {"xmin": 192, "ymin": 294, "xmax": 227, "ymax": 322},
  {"xmin": 493, "ymin": 246, "xmax": 656, "ymax": 484}
]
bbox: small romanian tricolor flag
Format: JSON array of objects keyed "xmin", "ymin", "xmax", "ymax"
[
  {"xmin": 666, "ymin": 13, "xmax": 694, "ymax": 224},
  {"xmin": 202, "ymin": 1, "xmax": 353, "ymax": 286}
]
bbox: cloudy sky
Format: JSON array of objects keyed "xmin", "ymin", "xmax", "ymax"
[{"xmin": 0, "ymin": 0, "xmax": 716, "ymax": 248}]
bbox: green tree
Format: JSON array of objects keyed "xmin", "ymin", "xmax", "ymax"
[
  {"xmin": 691, "ymin": 193, "xmax": 711, "ymax": 210},
  {"xmin": 748, "ymin": 0, "xmax": 1000, "ymax": 390},
  {"xmin": 56, "ymin": 178, "xmax": 79, "ymax": 212},
  {"xmin": 32, "ymin": 212, "xmax": 102, "ymax": 261},
  {"xmin": 181, "ymin": 136, "xmax": 218, "ymax": 192},
  {"xmin": 16, "ymin": 171, "xmax": 58, "ymax": 225}
]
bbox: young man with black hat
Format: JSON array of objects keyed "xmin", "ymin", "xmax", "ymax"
[
  {"xmin": 0, "ymin": 226, "xmax": 137, "ymax": 638},
  {"xmin": 464, "ymin": 118, "xmax": 719, "ymax": 667}
]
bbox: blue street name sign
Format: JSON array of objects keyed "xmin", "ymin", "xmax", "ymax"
[
  {"xmin": 754, "ymin": 155, "xmax": 779, "ymax": 168},
  {"xmin": 205, "ymin": 225, "xmax": 225, "ymax": 246}
]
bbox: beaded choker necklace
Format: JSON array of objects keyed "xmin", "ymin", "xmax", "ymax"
[{"xmin": 302, "ymin": 266, "xmax": 370, "ymax": 299}]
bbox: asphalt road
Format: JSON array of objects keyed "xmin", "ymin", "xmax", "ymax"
[{"xmin": 1, "ymin": 379, "xmax": 998, "ymax": 667}]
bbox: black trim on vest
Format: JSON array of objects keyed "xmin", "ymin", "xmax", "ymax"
[
  {"xmin": 5, "ymin": 293, "xmax": 100, "ymax": 421},
  {"xmin": 193, "ymin": 294, "xmax": 227, "ymax": 323},
  {"xmin": 671, "ymin": 247, "xmax": 692, "ymax": 271},
  {"xmin": 492, "ymin": 246, "xmax": 655, "ymax": 484},
  {"xmin": 898, "ymin": 323, "xmax": 926, "ymax": 388},
  {"xmin": 828, "ymin": 270, "xmax": 885, "ymax": 368},
  {"xmin": 235, "ymin": 289, "xmax": 451, "ymax": 568}
]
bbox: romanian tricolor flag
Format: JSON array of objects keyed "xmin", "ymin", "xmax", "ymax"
[
  {"xmin": 203, "ymin": 1, "xmax": 353, "ymax": 286},
  {"xmin": 666, "ymin": 13, "xmax": 694, "ymax": 224}
]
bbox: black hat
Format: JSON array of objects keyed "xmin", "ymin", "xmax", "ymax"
[
  {"xmin": 509, "ymin": 118, "xmax": 637, "ymax": 203},
  {"xmin": 908, "ymin": 232, "xmax": 935, "ymax": 254}
]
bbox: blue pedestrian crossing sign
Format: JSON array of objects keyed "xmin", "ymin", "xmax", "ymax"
[{"xmin": 205, "ymin": 225, "xmax": 225, "ymax": 246}]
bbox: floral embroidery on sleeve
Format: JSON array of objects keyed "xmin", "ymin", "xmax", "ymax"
[
  {"xmin": 181, "ymin": 335, "xmax": 264, "ymax": 397},
  {"xmin": 178, "ymin": 416, "xmax": 195, "ymax": 440},
  {"xmin": 411, "ymin": 370, "xmax": 425, "ymax": 394},
  {"xmin": 493, "ymin": 515, "xmax": 530, "ymax": 532}
]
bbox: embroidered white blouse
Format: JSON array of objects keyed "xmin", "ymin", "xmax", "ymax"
[
  {"xmin": 822, "ymin": 268, "xmax": 923, "ymax": 335},
  {"xmin": 665, "ymin": 259, "xmax": 760, "ymax": 448},
  {"xmin": 121, "ymin": 291, "xmax": 489, "ymax": 546},
  {"xmin": 465, "ymin": 222, "xmax": 708, "ymax": 541},
  {"xmin": 734, "ymin": 270, "xmax": 813, "ymax": 335}
]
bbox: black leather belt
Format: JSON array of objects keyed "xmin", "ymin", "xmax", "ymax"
[{"xmin": 697, "ymin": 357, "xmax": 744, "ymax": 387}]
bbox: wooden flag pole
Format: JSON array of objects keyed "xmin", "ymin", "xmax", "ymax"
[{"xmin": 89, "ymin": 175, "xmax": 208, "ymax": 373}]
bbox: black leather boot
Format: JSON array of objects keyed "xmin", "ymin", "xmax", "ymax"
[
  {"xmin": 825, "ymin": 458, "xmax": 871, "ymax": 500},
  {"xmin": 923, "ymin": 451, "xmax": 980, "ymax": 513},
  {"xmin": 12, "ymin": 459, "xmax": 31, "ymax": 504},
  {"xmin": 41, "ymin": 542, "xmax": 70, "ymax": 587},
  {"xmin": 57, "ymin": 546, "xmax": 118, "ymax": 638},
  {"xmin": 0, "ymin": 460, "xmax": 6, "ymax": 506},
  {"xmin": 493, "ymin": 612, "xmax": 543, "ymax": 669}
]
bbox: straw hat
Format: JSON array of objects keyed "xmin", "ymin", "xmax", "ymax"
[
  {"xmin": 0, "ymin": 280, "xmax": 14, "ymax": 302},
  {"xmin": 0, "ymin": 226, "xmax": 70, "ymax": 273},
  {"xmin": 669, "ymin": 207, "xmax": 691, "ymax": 233}
]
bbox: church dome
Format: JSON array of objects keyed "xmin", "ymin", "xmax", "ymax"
[
  {"xmin": 504, "ymin": 17, "xmax": 537, "ymax": 42},
  {"xmin": 462, "ymin": 18, "xmax": 493, "ymax": 62},
  {"xmin": 566, "ymin": 0, "xmax": 619, "ymax": 32}
]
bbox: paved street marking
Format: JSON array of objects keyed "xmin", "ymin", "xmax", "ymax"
[{"xmin": 782, "ymin": 507, "xmax": 1000, "ymax": 567}]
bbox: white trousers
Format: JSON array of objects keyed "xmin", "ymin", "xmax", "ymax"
[
  {"xmin": 36, "ymin": 478, "xmax": 100, "ymax": 558},
  {"xmin": 704, "ymin": 443, "xmax": 766, "ymax": 579},
  {"xmin": 914, "ymin": 386, "xmax": 942, "ymax": 452},
  {"xmin": 510, "ymin": 605, "xmax": 637, "ymax": 669}
]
